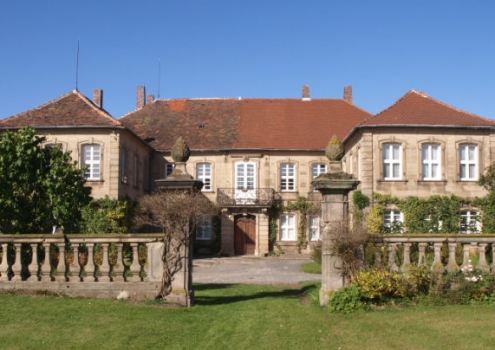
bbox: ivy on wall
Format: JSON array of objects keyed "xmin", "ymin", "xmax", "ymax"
[
  {"xmin": 284, "ymin": 196, "xmax": 320, "ymax": 252},
  {"xmin": 366, "ymin": 192, "xmax": 495, "ymax": 234}
]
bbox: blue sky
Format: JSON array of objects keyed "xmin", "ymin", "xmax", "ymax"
[{"xmin": 1, "ymin": 1, "xmax": 494, "ymax": 119}]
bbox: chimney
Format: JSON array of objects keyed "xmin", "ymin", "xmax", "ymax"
[
  {"xmin": 93, "ymin": 89, "xmax": 103, "ymax": 108},
  {"xmin": 137, "ymin": 86, "xmax": 146, "ymax": 109},
  {"xmin": 302, "ymin": 85, "xmax": 310, "ymax": 101},
  {"xmin": 146, "ymin": 94, "xmax": 155, "ymax": 104},
  {"xmin": 344, "ymin": 86, "xmax": 353, "ymax": 104}
]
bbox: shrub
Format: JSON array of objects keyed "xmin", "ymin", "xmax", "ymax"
[
  {"xmin": 328, "ymin": 284, "xmax": 369, "ymax": 313},
  {"xmin": 354, "ymin": 269, "xmax": 408, "ymax": 303}
]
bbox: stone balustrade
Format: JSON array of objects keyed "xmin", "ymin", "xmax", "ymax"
[
  {"xmin": 369, "ymin": 235, "xmax": 495, "ymax": 274},
  {"xmin": 0, "ymin": 234, "xmax": 170, "ymax": 302}
]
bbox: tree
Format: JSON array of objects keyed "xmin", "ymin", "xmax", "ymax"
[
  {"xmin": 0, "ymin": 127, "xmax": 92, "ymax": 233},
  {"xmin": 134, "ymin": 190, "xmax": 217, "ymax": 298}
]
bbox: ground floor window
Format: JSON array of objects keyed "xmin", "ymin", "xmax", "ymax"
[
  {"xmin": 383, "ymin": 210, "xmax": 403, "ymax": 233},
  {"xmin": 196, "ymin": 216, "xmax": 212, "ymax": 240},
  {"xmin": 280, "ymin": 214, "xmax": 296, "ymax": 241},
  {"xmin": 309, "ymin": 216, "xmax": 320, "ymax": 241},
  {"xmin": 460, "ymin": 210, "xmax": 480, "ymax": 234}
]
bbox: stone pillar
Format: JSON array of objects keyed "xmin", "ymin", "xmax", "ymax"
[{"xmin": 312, "ymin": 160, "xmax": 359, "ymax": 306}]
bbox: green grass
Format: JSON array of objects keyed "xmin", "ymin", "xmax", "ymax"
[
  {"xmin": 1, "ymin": 282, "xmax": 495, "ymax": 349},
  {"xmin": 301, "ymin": 261, "xmax": 322, "ymax": 274}
]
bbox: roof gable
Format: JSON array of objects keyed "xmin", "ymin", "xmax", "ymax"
[
  {"xmin": 0, "ymin": 90, "xmax": 121, "ymax": 128},
  {"xmin": 361, "ymin": 90, "xmax": 495, "ymax": 127}
]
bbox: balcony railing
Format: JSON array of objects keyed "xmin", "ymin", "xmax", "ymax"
[{"xmin": 217, "ymin": 188, "xmax": 275, "ymax": 207}]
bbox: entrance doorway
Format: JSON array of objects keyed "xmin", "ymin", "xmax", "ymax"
[{"xmin": 234, "ymin": 215, "xmax": 256, "ymax": 255}]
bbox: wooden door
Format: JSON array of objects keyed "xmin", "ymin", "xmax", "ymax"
[{"xmin": 234, "ymin": 215, "xmax": 256, "ymax": 255}]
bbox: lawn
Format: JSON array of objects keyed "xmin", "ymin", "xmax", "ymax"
[{"xmin": 1, "ymin": 282, "xmax": 495, "ymax": 349}]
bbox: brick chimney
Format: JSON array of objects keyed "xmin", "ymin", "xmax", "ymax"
[
  {"xmin": 302, "ymin": 85, "xmax": 310, "ymax": 101},
  {"xmin": 344, "ymin": 86, "xmax": 353, "ymax": 104},
  {"xmin": 93, "ymin": 89, "xmax": 103, "ymax": 108},
  {"xmin": 146, "ymin": 94, "xmax": 155, "ymax": 104},
  {"xmin": 137, "ymin": 86, "xmax": 146, "ymax": 109}
]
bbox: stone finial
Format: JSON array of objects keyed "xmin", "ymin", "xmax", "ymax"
[
  {"xmin": 325, "ymin": 135, "xmax": 344, "ymax": 161},
  {"xmin": 171, "ymin": 137, "xmax": 191, "ymax": 162}
]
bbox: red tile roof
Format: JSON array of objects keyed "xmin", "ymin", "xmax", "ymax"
[
  {"xmin": 120, "ymin": 98, "xmax": 371, "ymax": 151},
  {"xmin": 360, "ymin": 90, "xmax": 495, "ymax": 127},
  {"xmin": 0, "ymin": 90, "xmax": 121, "ymax": 128}
]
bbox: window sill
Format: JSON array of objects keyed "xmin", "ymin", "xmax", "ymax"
[
  {"xmin": 417, "ymin": 180, "xmax": 447, "ymax": 184},
  {"xmin": 456, "ymin": 180, "xmax": 479, "ymax": 183},
  {"xmin": 85, "ymin": 179, "xmax": 104, "ymax": 183},
  {"xmin": 377, "ymin": 180, "xmax": 408, "ymax": 183}
]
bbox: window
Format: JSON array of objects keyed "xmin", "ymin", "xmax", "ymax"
[
  {"xmin": 82, "ymin": 144, "xmax": 101, "ymax": 180},
  {"xmin": 460, "ymin": 210, "xmax": 480, "ymax": 234},
  {"xmin": 383, "ymin": 210, "xmax": 403, "ymax": 233},
  {"xmin": 459, "ymin": 144, "xmax": 478, "ymax": 181},
  {"xmin": 309, "ymin": 216, "xmax": 320, "ymax": 241},
  {"xmin": 280, "ymin": 214, "xmax": 296, "ymax": 241},
  {"xmin": 196, "ymin": 216, "xmax": 212, "ymax": 240},
  {"xmin": 196, "ymin": 163, "xmax": 212, "ymax": 191},
  {"xmin": 312, "ymin": 163, "xmax": 327, "ymax": 179},
  {"xmin": 383, "ymin": 144, "xmax": 402, "ymax": 180},
  {"xmin": 121, "ymin": 149, "xmax": 127, "ymax": 183},
  {"xmin": 422, "ymin": 144, "xmax": 441, "ymax": 180},
  {"xmin": 424, "ymin": 215, "xmax": 443, "ymax": 233},
  {"xmin": 165, "ymin": 163, "xmax": 175, "ymax": 178},
  {"xmin": 280, "ymin": 163, "xmax": 296, "ymax": 191}
]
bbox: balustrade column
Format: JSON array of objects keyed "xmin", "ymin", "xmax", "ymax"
[
  {"xmin": 417, "ymin": 243, "xmax": 427, "ymax": 267},
  {"xmin": 11, "ymin": 242, "xmax": 23, "ymax": 281},
  {"xmin": 446, "ymin": 242, "xmax": 459, "ymax": 273},
  {"xmin": 477, "ymin": 244, "xmax": 490, "ymax": 272},
  {"xmin": 84, "ymin": 244, "xmax": 96, "ymax": 282},
  {"xmin": 491, "ymin": 243, "xmax": 495, "ymax": 272},
  {"xmin": 40, "ymin": 242, "xmax": 51, "ymax": 282},
  {"xmin": 387, "ymin": 243, "xmax": 399, "ymax": 273},
  {"xmin": 460, "ymin": 244, "xmax": 471, "ymax": 271},
  {"xmin": 55, "ymin": 242, "xmax": 66, "ymax": 282},
  {"xmin": 431, "ymin": 242, "xmax": 445, "ymax": 274},
  {"xmin": 128, "ymin": 243, "xmax": 141, "ymax": 282},
  {"xmin": 401, "ymin": 243, "xmax": 412, "ymax": 274},
  {"xmin": 112, "ymin": 243, "xmax": 125, "ymax": 282},
  {"xmin": 0, "ymin": 243, "xmax": 9, "ymax": 281},
  {"xmin": 98, "ymin": 243, "xmax": 111, "ymax": 282},
  {"xmin": 28, "ymin": 243, "xmax": 40, "ymax": 281},
  {"xmin": 374, "ymin": 243, "xmax": 383, "ymax": 268}
]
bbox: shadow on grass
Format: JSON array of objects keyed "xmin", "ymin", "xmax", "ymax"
[{"xmin": 193, "ymin": 283, "xmax": 319, "ymax": 306}]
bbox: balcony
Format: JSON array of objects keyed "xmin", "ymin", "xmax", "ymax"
[{"xmin": 217, "ymin": 188, "xmax": 275, "ymax": 208}]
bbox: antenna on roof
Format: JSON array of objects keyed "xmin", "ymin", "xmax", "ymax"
[
  {"xmin": 75, "ymin": 40, "xmax": 80, "ymax": 91},
  {"xmin": 157, "ymin": 58, "xmax": 161, "ymax": 98}
]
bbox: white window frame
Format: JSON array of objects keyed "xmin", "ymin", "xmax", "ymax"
[
  {"xmin": 383, "ymin": 210, "xmax": 403, "ymax": 233},
  {"xmin": 280, "ymin": 214, "xmax": 296, "ymax": 241},
  {"xmin": 196, "ymin": 163, "xmax": 212, "ymax": 191},
  {"xmin": 383, "ymin": 143, "xmax": 402, "ymax": 180},
  {"xmin": 460, "ymin": 210, "xmax": 480, "ymax": 234},
  {"xmin": 280, "ymin": 163, "xmax": 296, "ymax": 192},
  {"xmin": 196, "ymin": 216, "xmax": 212, "ymax": 240},
  {"xmin": 82, "ymin": 144, "xmax": 101, "ymax": 180},
  {"xmin": 459, "ymin": 144, "xmax": 478, "ymax": 181},
  {"xmin": 309, "ymin": 215, "xmax": 320, "ymax": 241},
  {"xmin": 311, "ymin": 163, "xmax": 327, "ymax": 191},
  {"xmin": 121, "ymin": 148, "xmax": 127, "ymax": 183},
  {"xmin": 422, "ymin": 144, "xmax": 441, "ymax": 180}
]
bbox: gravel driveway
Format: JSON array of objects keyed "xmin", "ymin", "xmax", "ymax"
[{"xmin": 193, "ymin": 256, "xmax": 321, "ymax": 285}]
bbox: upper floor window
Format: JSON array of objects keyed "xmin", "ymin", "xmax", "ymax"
[
  {"xmin": 165, "ymin": 163, "xmax": 175, "ymax": 179},
  {"xmin": 422, "ymin": 144, "xmax": 441, "ymax": 180},
  {"xmin": 121, "ymin": 149, "xmax": 127, "ymax": 183},
  {"xmin": 196, "ymin": 163, "xmax": 212, "ymax": 191},
  {"xmin": 459, "ymin": 144, "xmax": 478, "ymax": 181},
  {"xmin": 280, "ymin": 163, "xmax": 296, "ymax": 191},
  {"xmin": 383, "ymin": 209, "xmax": 403, "ymax": 233},
  {"xmin": 280, "ymin": 214, "xmax": 296, "ymax": 241},
  {"xmin": 235, "ymin": 162, "xmax": 255, "ymax": 190},
  {"xmin": 82, "ymin": 144, "xmax": 101, "ymax": 180},
  {"xmin": 312, "ymin": 163, "xmax": 327, "ymax": 179},
  {"xmin": 460, "ymin": 210, "xmax": 480, "ymax": 234},
  {"xmin": 133, "ymin": 154, "xmax": 138, "ymax": 187},
  {"xmin": 309, "ymin": 215, "xmax": 320, "ymax": 241},
  {"xmin": 196, "ymin": 215, "xmax": 212, "ymax": 240},
  {"xmin": 383, "ymin": 143, "xmax": 402, "ymax": 180}
]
